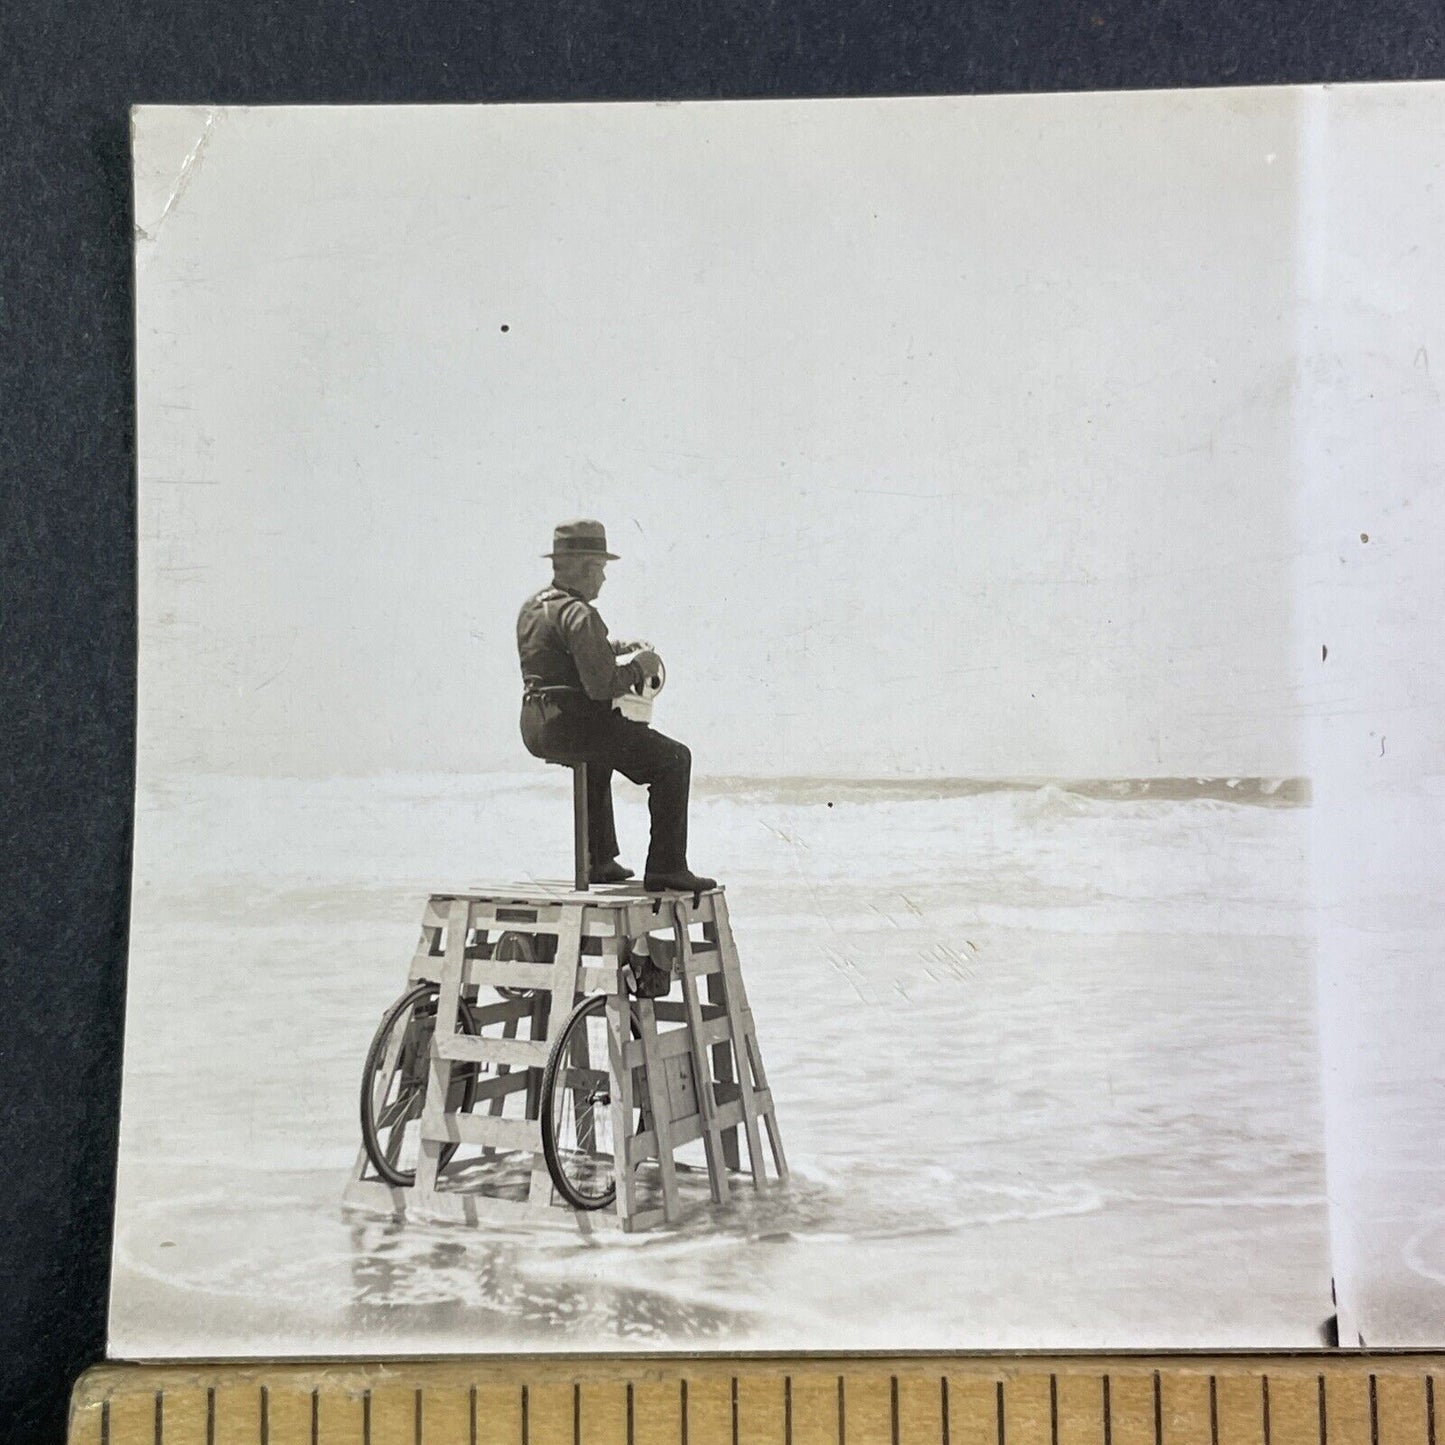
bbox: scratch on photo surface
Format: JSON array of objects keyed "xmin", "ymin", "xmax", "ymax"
[
  {"xmin": 253, "ymin": 629, "xmax": 299, "ymax": 692},
  {"xmin": 759, "ymin": 819, "xmax": 810, "ymax": 852},
  {"xmin": 136, "ymin": 109, "xmax": 219, "ymax": 244},
  {"xmin": 772, "ymin": 821, "xmax": 853, "ymax": 984},
  {"xmin": 867, "ymin": 901, "xmax": 904, "ymax": 930},
  {"xmin": 823, "ymin": 948, "xmax": 870, "ymax": 1004},
  {"xmin": 927, "ymin": 940, "xmax": 979, "ymax": 984},
  {"xmin": 840, "ymin": 488, "xmax": 948, "ymax": 501}
]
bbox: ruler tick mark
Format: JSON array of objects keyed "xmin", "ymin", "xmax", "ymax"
[
  {"xmin": 364, "ymin": 1387, "xmax": 372, "ymax": 1445},
  {"xmin": 682, "ymin": 1379, "xmax": 689, "ymax": 1445},
  {"xmin": 470, "ymin": 1384, "xmax": 478, "ymax": 1445},
  {"xmin": 523, "ymin": 1385, "xmax": 530, "ymax": 1445},
  {"xmin": 310, "ymin": 1387, "xmax": 319, "ymax": 1445},
  {"xmin": 1263, "ymin": 1376, "xmax": 1273, "ymax": 1445},
  {"xmin": 574, "ymin": 1383, "xmax": 582, "ymax": 1445},
  {"xmin": 1317, "ymin": 1376, "xmax": 1326, "ymax": 1445},
  {"xmin": 785, "ymin": 1376, "xmax": 793, "ymax": 1445},
  {"xmin": 1370, "ymin": 1375, "xmax": 1379, "ymax": 1445},
  {"xmin": 1050, "ymin": 1375, "xmax": 1059, "ymax": 1445},
  {"xmin": 942, "ymin": 1378, "xmax": 951, "ymax": 1445},
  {"xmin": 838, "ymin": 1375, "xmax": 847, "ymax": 1445},
  {"xmin": 261, "ymin": 1385, "xmax": 270, "ymax": 1445},
  {"xmin": 100, "ymin": 1399, "xmax": 111, "ymax": 1445},
  {"xmin": 628, "ymin": 1381, "xmax": 635, "ymax": 1445},
  {"xmin": 1209, "ymin": 1377, "xmax": 1219, "ymax": 1445},
  {"xmin": 891, "ymin": 1377, "xmax": 900, "ymax": 1445},
  {"xmin": 1104, "ymin": 1376, "xmax": 1113, "ymax": 1445},
  {"xmin": 415, "ymin": 1386, "xmax": 424, "ymax": 1445},
  {"xmin": 207, "ymin": 1386, "xmax": 216, "ymax": 1445},
  {"xmin": 155, "ymin": 1389, "xmax": 164, "ymax": 1445},
  {"xmin": 997, "ymin": 1380, "xmax": 1006, "ymax": 1445},
  {"xmin": 1429, "ymin": 1377, "xmax": 1437, "ymax": 1445}
]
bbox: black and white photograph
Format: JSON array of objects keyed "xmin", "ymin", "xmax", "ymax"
[{"xmin": 109, "ymin": 85, "xmax": 1445, "ymax": 1357}]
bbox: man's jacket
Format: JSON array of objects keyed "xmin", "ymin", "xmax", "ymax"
[{"xmin": 516, "ymin": 586, "xmax": 643, "ymax": 702}]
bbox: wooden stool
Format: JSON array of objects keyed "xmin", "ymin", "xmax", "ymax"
[{"xmin": 549, "ymin": 759, "xmax": 590, "ymax": 892}]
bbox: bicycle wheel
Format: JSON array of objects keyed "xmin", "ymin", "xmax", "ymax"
[
  {"xmin": 540, "ymin": 994, "xmax": 647, "ymax": 1210},
  {"xmin": 492, "ymin": 929, "xmax": 537, "ymax": 1001},
  {"xmin": 359, "ymin": 982, "xmax": 479, "ymax": 1188}
]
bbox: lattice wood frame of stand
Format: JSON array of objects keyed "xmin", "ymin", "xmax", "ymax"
[
  {"xmin": 343, "ymin": 882, "xmax": 786, "ymax": 1232},
  {"xmin": 68, "ymin": 1356, "xmax": 1445, "ymax": 1445}
]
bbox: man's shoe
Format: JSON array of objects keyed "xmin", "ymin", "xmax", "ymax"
[
  {"xmin": 589, "ymin": 860, "xmax": 635, "ymax": 885},
  {"xmin": 643, "ymin": 869, "xmax": 718, "ymax": 893}
]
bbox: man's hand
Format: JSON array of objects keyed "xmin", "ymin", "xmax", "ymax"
[
  {"xmin": 613, "ymin": 638, "xmax": 654, "ymax": 655},
  {"xmin": 631, "ymin": 649, "xmax": 663, "ymax": 684}
]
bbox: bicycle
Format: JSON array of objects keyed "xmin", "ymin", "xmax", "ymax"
[
  {"xmin": 538, "ymin": 990, "xmax": 652, "ymax": 1211},
  {"xmin": 361, "ymin": 936, "xmax": 663, "ymax": 1209},
  {"xmin": 358, "ymin": 981, "xmax": 480, "ymax": 1188},
  {"xmin": 358, "ymin": 927, "xmax": 540, "ymax": 1186}
]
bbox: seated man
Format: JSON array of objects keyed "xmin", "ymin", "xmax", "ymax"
[{"xmin": 517, "ymin": 518, "xmax": 716, "ymax": 894}]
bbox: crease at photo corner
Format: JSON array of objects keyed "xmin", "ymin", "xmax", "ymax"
[{"xmin": 133, "ymin": 106, "xmax": 220, "ymax": 257}]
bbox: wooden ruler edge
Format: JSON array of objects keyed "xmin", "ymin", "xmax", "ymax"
[{"xmin": 71, "ymin": 1352, "xmax": 1445, "ymax": 1409}]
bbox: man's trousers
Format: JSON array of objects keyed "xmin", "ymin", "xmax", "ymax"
[{"xmin": 520, "ymin": 693, "xmax": 692, "ymax": 877}]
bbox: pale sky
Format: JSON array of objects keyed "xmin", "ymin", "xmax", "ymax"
[{"xmin": 134, "ymin": 91, "xmax": 1306, "ymax": 778}]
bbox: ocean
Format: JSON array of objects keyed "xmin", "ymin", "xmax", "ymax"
[{"xmin": 110, "ymin": 771, "xmax": 1333, "ymax": 1354}]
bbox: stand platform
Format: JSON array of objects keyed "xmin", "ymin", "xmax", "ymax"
[{"xmin": 344, "ymin": 883, "xmax": 787, "ymax": 1232}]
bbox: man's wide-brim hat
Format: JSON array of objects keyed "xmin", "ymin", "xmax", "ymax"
[{"xmin": 545, "ymin": 518, "xmax": 619, "ymax": 560}]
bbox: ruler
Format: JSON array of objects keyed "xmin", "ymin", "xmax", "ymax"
[{"xmin": 69, "ymin": 1356, "xmax": 1442, "ymax": 1445}]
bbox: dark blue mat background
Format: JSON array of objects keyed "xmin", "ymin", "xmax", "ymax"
[{"xmin": 1, "ymin": 3, "xmax": 1441, "ymax": 1439}]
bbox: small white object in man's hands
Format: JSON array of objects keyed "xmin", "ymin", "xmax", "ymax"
[{"xmin": 614, "ymin": 650, "xmax": 666, "ymax": 723}]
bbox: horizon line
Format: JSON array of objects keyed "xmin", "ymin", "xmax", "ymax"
[{"xmin": 140, "ymin": 767, "xmax": 1311, "ymax": 786}]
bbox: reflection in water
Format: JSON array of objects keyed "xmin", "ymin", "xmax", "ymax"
[
  {"xmin": 343, "ymin": 1211, "xmax": 760, "ymax": 1342},
  {"xmin": 338, "ymin": 1156, "xmax": 1067, "ymax": 1341}
]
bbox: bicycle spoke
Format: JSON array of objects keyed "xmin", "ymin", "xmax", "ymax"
[
  {"xmin": 375, "ymin": 1086, "xmax": 420, "ymax": 1131},
  {"xmin": 382, "ymin": 1121, "xmax": 412, "ymax": 1167}
]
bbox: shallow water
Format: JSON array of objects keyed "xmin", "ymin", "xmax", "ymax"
[{"xmin": 112, "ymin": 773, "xmax": 1334, "ymax": 1353}]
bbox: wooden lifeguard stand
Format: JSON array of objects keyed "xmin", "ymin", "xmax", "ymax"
[{"xmin": 344, "ymin": 768, "xmax": 787, "ymax": 1232}]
